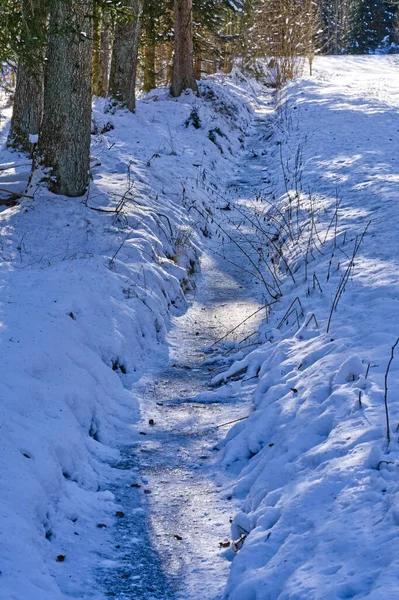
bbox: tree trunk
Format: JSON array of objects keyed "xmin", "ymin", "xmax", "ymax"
[
  {"xmin": 98, "ymin": 13, "xmax": 111, "ymax": 97},
  {"xmin": 7, "ymin": 0, "xmax": 45, "ymax": 153},
  {"xmin": 109, "ymin": 0, "xmax": 143, "ymax": 112},
  {"xmin": 170, "ymin": 0, "xmax": 197, "ymax": 97},
  {"xmin": 143, "ymin": 17, "xmax": 156, "ymax": 93},
  {"xmin": 92, "ymin": 4, "xmax": 101, "ymax": 95},
  {"xmin": 194, "ymin": 51, "xmax": 202, "ymax": 80},
  {"xmin": 8, "ymin": 63, "xmax": 43, "ymax": 153},
  {"xmin": 39, "ymin": 0, "xmax": 93, "ymax": 197},
  {"xmin": 166, "ymin": 41, "xmax": 173, "ymax": 85}
]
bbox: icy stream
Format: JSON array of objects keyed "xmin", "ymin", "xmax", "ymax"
[{"xmin": 100, "ymin": 105, "xmax": 273, "ymax": 600}]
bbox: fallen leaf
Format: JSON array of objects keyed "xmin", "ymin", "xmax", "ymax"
[
  {"xmin": 97, "ymin": 523, "xmax": 107, "ymax": 528},
  {"xmin": 130, "ymin": 483, "xmax": 141, "ymax": 488},
  {"xmin": 56, "ymin": 555, "xmax": 66, "ymax": 562},
  {"xmin": 174, "ymin": 534, "xmax": 183, "ymax": 540},
  {"xmin": 144, "ymin": 489, "xmax": 152, "ymax": 494},
  {"xmin": 116, "ymin": 511, "xmax": 125, "ymax": 518},
  {"xmin": 219, "ymin": 541, "xmax": 231, "ymax": 548},
  {"xmin": 290, "ymin": 388, "xmax": 298, "ymax": 393}
]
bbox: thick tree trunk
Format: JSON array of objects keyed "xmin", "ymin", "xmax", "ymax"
[
  {"xmin": 7, "ymin": 0, "xmax": 45, "ymax": 153},
  {"xmin": 109, "ymin": 0, "xmax": 143, "ymax": 112},
  {"xmin": 92, "ymin": 4, "xmax": 101, "ymax": 95},
  {"xmin": 98, "ymin": 13, "xmax": 111, "ymax": 97},
  {"xmin": 166, "ymin": 42, "xmax": 174, "ymax": 85},
  {"xmin": 39, "ymin": 0, "xmax": 93, "ymax": 197},
  {"xmin": 194, "ymin": 51, "xmax": 202, "ymax": 80},
  {"xmin": 170, "ymin": 0, "xmax": 197, "ymax": 97},
  {"xmin": 143, "ymin": 17, "xmax": 156, "ymax": 93},
  {"xmin": 8, "ymin": 63, "xmax": 43, "ymax": 153}
]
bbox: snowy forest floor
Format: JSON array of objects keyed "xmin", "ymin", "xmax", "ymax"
[{"xmin": 2, "ymin": 55, "xmax": 399, "ymax": 600}]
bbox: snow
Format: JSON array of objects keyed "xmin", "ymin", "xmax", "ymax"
[
  {"xmin": 218, "ymin": 56, "xmax": 399, "ymax": 599},
  {"xmin": 2, "ymin": 54, "xmax": 399, "ymax": 600},
  {"xmin": 0, "ymin": 74, "xmax": 259, "ymax": 598}
]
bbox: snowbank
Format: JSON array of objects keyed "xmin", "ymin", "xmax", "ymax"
[
  {"xmin": 220, "ymin": 56, "xmax": 399, "ymax": 599},
  {"xmin": 0, "ymin": 75, "xmax": 256, "ymax": 599}
]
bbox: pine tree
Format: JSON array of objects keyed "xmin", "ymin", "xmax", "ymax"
[
  {"xmin": 350, "ymin": 0, "xmax": 397, "ymax": 52},
  {"xmin": 317, "ymin": 0, "xmax": 356, "ymax": 54},
  {"xmin": 109, "ymin": 0, "xmax": 143, "ymax": 111},
  {"xmin": 170, "ymin": 0, "xmax": 198, "ymax": 96},
  {"xmin": 6, "ymin": 0, "xmax": 47, "ymax": 152},
  {"xmin": 39, "ymin": 0, "xmax": 93, "ymax": 197}
]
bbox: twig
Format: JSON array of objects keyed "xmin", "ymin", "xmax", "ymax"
[
  {"xmin": 384, "ymin": 337, "xmax": 399, "ymax": 444},
  {"xmin": 0, "ymin": 188, "xmax": 33, "ymax": 199},
  {"xmin": 216, "ymin": 415, "xmax": 250, "ymax": 428},
  {"xmin": 277, "ymin": 296, "xmax": 304, "ymax": 330},
  {"xmin": 326, "ymin": 221, "xmax": 370, "ymax": 333},
  {"xmin": 211, "ymin": 300, "xmax": 278, "ymax": 348},
  {"xmin": 305, "ymin": 313, "xmax": 318, "ymax": 329}
]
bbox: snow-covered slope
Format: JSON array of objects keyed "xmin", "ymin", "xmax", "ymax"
[
  {"xmin": 0, "ymin": 76, "xmax": 256, "ymax": 599},
  {"xmin": 220, "ymin": 56, "xmax": 399, "ymax": 599}
]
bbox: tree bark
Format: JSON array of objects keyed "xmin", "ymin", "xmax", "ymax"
[
  {"xmin": 143, "ymin": 15, "xmax": 156, "ymax": 93},
  {"xmin": 8, "ymin": 63, "xmax": 43, "ymax": 153},
  {"xmin": 170, "ymin": 0, "xmax": 197, "ymax": 97},
  {"xmin": 39, "ymin": 0, "xmax": 93, "ymax": 197},
  {"xmin": 166, "ymin": 41, "xmax": 174, "ymax": 85},
  {"xmin": 194, "ymin": 51, "xmax": 202, "ymax": 80},
  {"xmin": 109, "ymin": 0, "xmax": 143, "ymax": 112},
  {"xmin": 7, "ymin": 0, "xmax": 45, "ymax": 153},
  {"xmin": 92, "ymin": 4, "xmax": 101, "ymax": 95},
  {"xmin": 98, "ymin": 13, "xmax": 111, "ymax": 97}
]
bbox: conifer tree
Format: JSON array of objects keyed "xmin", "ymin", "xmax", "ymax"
[
  {"xmin": 109, "ymin": 0, "xmax": 143, "ymax": 111},
  {"xmin": 39, "ymin": 0, "xmax": 93, "ymax": 197},
  {"xmin": 170, "ymin": 0, "xmax": 198, "ymax": 96}
]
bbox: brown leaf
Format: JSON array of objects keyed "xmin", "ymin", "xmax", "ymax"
[
  {"xmin": 174, "ymin": 534, "xmax": 183, "ymax": 540},
  {"xmin": 290, "ymin": 388, "xmax": 298, "ymax": 393},
  {"xmin": 144, "ymin": 489, "xmax": 152, "ymax": 494},
  {"xmin": 56, "ymin": 555, "xmax": 66, "ymax": 562},
  {"xmin": 116, "ymin": 511, "xmax": 125, "ymax": 518},
  {"xmin": 219, "ymin": 541, "xmax": 231, "ymax": 548},
  {"xmin": 97, "ymin": 523, "xmax": 107, "ymax": 528}
]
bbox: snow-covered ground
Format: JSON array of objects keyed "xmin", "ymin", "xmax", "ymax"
[
  {"xmin": 2, "ymin": 55, "xmax": 399, "ymax": 600},
  {"xmin": 0, "ymin": 72, "xmax": 262, "ymax": 598},
  {"xmin": 219, "ymin": 56, "xmax": 399, "ymax": 599}
]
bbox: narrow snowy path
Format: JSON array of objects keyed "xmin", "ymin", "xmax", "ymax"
[{"xmin": 99, "ymin": 100, "xmax": 274, "ymax": 599}]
